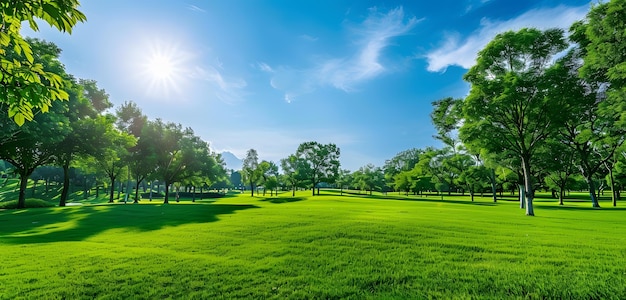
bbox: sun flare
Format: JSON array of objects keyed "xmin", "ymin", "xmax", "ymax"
[
  {"xmin": 147, "ymin": 54, "xmax": 175, "ymax": 79},
  {"xmin": 136, "ymin": 40, "xmax": 191, "ymax": 97}
]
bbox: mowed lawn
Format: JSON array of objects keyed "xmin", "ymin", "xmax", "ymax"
[{"xmin": 1, "ymin": 191, "xmax": 626, "ymax": 299}]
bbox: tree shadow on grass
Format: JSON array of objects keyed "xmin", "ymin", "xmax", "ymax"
[
  {"xmin": 259, "ymin": 197, "xmax": 305, "ymax": 204},
  {"xmin": 0, "ymin": 203, "xmax": 258, "ymax": 244}
]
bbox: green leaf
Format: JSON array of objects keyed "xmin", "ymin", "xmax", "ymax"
[
  {"xmin": 13, "ymin": 112, "xmax": 25, "ymax": 126},
  {"xmin": 18, "ymin": 38, "xmax": 34, "ymax": 63},
  {"xmin": 57, "ymin": 89, "xmax": 69, "ymax": 100},
  {"xmin": 0, "ymin": 32, "xmax": 10, "ymax": 46}
]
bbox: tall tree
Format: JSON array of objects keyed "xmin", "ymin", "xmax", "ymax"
[
  {"xmin": 0, "ymin": 0, "xmax": 86, "ymax": 124},
  {"xmin": 258, "ymin": 160, "xmax": 278, "ymax": 196},
  {"xmin": 89, "ymin": 121, "xmax": 135, "ymax": 203},
  {"xmin": 242, "ymin": 149, "xmax": 260, "ymax": 196},
  {"xmin": 116, "ymin": 101, "xmax": 153, "ymax": 203},
  {"xmin": 0, "ymin": 102, "xmax": 70, "ymax": 208},
  {"xmin": 281, "ymin": 154, "xmax": 309, "ymax": 197},
  {"xmin": 460, "ymin": 28, "xmax": 568, "ymax": 216},
  {"xmin": 296, "ymin": 141, "xmax": 340, "ymax": 196},
  {"xmin": 56, "ymin": 78, "xmax": 113, "ymax": 206},
  {"xmin": 148, "ymin": 120, "xmax": 209, "ymax": 203},
  {"xmin": 570, "ymin": 2, "xmax": 626, "ymax": 206}
]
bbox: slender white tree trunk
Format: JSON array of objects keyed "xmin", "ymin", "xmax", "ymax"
[
  {"xmin": 518, "ymin": 184, "xmax": 525, "ymax": 209},
  {"xmin": 522, "ymin": 157, "xmax": 534, "ymax": 216}
]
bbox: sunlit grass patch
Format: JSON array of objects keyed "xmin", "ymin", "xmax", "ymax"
[{"xmin": 1, "ymin": 190, "xmax": 625, "ymax": 299}]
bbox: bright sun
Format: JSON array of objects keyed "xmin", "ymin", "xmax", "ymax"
[
  {"xmin": 147, "ymin": 54, "xmax": 175, "ymax": 79},
  {"xmin": 136, "ymin": 40, "xmax": 191, "ymax": 97}
]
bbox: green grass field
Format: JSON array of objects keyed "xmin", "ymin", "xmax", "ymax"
[{"xmin": 1, "ymin": 188, "xmax": 626, "ymax": 299}]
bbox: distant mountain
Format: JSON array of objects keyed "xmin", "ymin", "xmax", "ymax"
[{"xmin": 220, "ymin": 151, "xmax": 243, "ymax": 171}]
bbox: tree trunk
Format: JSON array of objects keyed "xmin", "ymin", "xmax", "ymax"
[
  {"xmin": 192, "ymin": 186, "xmax": 196, "ymax": 202},
  {"xmin": 109, "ymin": 176, "xmax": 116, "ymax": 203},
  {"xmin": 164, "ymin": 182, "xmax": 170, "ymax": 204},
  {"xmin": 60, "ymin": 164, "xmax": 71, "ymax": 206},
  {"xmin": 559, "ymin": 189, "xmax": 564, "ymax": 206},
  {"xmin": 470, "ymin": 191, "xmax": 474, "ymax": 202},
  {"xmin": 317, "ymin": 187, "xmax": 320, "ymax": 195},
  {"xmin": 250, "ymin": 180, "xmax": 254, "ymax": 197},
  {"xmin": 608, "ymin": 167, "xmax": 617, "ymax": 207},
  {"xmin": 124, "ymin": 180, "xmax": 131, "ymax": 203},
  {"xmin": 521, "ymin": 157, "xmax": 534, "ymax": 216},
  {"xmin": 17, "ymin": 171, "xmax": 29, "ymax": 209},
  {"xmin": 134, "ymin": 180, "xmax": 141, "ymax": 204},
  {"xmin": 518, "ymin": 184, "xmax": 525, "ymax": 209},
  {"xmin": 292, "ymin": 184, "xmax": 296, "ymax": 197},
  {"xmin": 585, "ymin": 176, "xmax": 600, "ymax": 208}
]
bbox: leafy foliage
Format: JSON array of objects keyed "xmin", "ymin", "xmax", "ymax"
[
  {"xmin": 0, "ymin": 0, "xmax": 86, "ymax": 124},
  {"xmin": 460, "ymin": 28, "xmax": 568, "ymax": 215},
  {"xmin": 296, "ymin": 141, "xmax": 340, "ymax": 196}
]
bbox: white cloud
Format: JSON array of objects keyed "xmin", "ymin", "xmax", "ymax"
[
  {"xmin": 267, "ymin": 6, "xmax": 420, "ymax": 100},
  {"xmin": 425, "ymin": 4, "xmax": 589, "ymax": 72}
]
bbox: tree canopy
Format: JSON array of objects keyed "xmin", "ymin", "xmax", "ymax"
[{"xmin": 0, "ymin": 0, "xmax": 86, "ymax": 125}]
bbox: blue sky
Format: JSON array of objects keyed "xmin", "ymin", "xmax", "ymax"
[{"xmin": 25, "ymin": 0, "xmax": 591, "ymax": 171}]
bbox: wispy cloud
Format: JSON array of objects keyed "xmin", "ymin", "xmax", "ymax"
[
  {"xmin": 425, "ymin": 4, "xmax": 589, "ymax": 72},
  {"xmin": 465, "ymin": 0, "xmax": 493, "ymax": 14},
  {"xmin": 299, "ymin": 34, "xmax": 319, "ymax": 42},
  {"xmin": 186, "ymin": 4, "xmax": 206, "ymax": 13},
  {"xmin": 189, "ymin": 65, "xmax": 247, "ymax": 103},
  {"xmin": 257, "ymin": 62, "xmax": 274, "ymax": 73},
  {"xmin": 266, "ymin": 6, "xmax": 420, "ymax": 102},
  {"xmin": 319, "ymin": 7, "xmax": 422, "ymax": 91}
]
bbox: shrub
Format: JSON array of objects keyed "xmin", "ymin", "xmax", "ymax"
[{"xmin": 0, "ymin": 199, "xmax": 56, "ymax": 209}]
